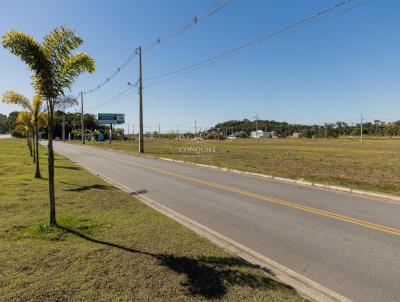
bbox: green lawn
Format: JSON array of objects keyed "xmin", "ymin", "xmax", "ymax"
[
  {"xmin": 74, "ymin": 137, "xmax": 400, "ymax": 196},
  {"xmin": 0, "ymin": 139, "xmax": 305, "ymax": 301}
]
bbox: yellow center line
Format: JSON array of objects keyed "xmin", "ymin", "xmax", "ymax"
[
  {"xmin": 106, "ymin": 155, "xmax": 400, "ymax": 237},
  {"xmin": 69, "ymin": 142, "xmax": 400, "ymax": 207}
]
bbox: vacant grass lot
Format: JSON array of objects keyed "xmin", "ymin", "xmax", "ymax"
[
  {"xmin": 0, "ymin": 139, "xmax": 305, "ymax": 301},
  {"xmin": 76, "ymin": 137, "xmax": 400, "ymax": 195}
]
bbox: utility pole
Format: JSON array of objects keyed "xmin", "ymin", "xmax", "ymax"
[
  {"xmin": 324, "ymin": 123, "xmax": 327, "ymax": 140},
  {"xmin": 137, "ymin": 47, "xmax": 144, "ymax": 153},
  {"xmin": 80, "ymin": 91, "xmax": 85, "ymax": 144},
  {"xmin": 159, "ymin": 123, "xmax": 161, "ymax": 140},
  {"xmin": 195, "ymin": 120, "xmax": 197, "ymax": 138},
  {"xmin": 127, "ymin": 123, "xmax": 130, "ymax": 140},
  {"xmin": 256, "ymin": 117, "xmax": 258, "ymax": 132},
  {"xmin": 360, "ymin": 113, "xmax": 363, "ymax": 144},
  {"xmin": 109, "ymin": 123, "xmax": 113, "ymax": 144}
]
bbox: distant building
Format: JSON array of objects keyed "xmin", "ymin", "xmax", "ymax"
[
  {"xmin": 250, "ymin": 130, "xmax": 266, "ymax": 139},
  {"xmin": 292, "ymin": 132, "xmax": 304, "ymax": 138}
]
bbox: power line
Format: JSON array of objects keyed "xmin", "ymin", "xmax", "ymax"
[
  {"xmin": 143, "ymin": 0, "xmax": 233, "ymax": 50},
  {"xmin": 86, "ymin": 84, "xmax": 136, "ymax": 110},
  {"xmin": 83, "ymin": 53, "xmax": 137, "ymax": 95},
  {"xmin": 143, "ymin": 0, "xmax": 360, "ymax": 84},
  {"xmin": 82, "ymin": 0, "xmax": 233, "ymax": 95},
  {"xmin": 144, "ymin": 62, "xmax": 211, "ymax": 89}
]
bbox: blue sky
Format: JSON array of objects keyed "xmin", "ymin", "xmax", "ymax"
[{"xmin": 0, "ymin": 0, "xmax": 399, "ymax": 132}]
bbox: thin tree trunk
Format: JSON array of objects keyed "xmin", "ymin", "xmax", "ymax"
[
  {"xmin": 62, "ymin": 112, "xmax": 65, "ymax": 141},
  {"xmin": 48, "ymin": 105, "xmax": 56, "ymax": 225},
  {"xmin": 32, "ymin": 130, "xmax": 36, "ymax": 163},
  {"xmin": 35, "ymin": 121, "xmax": 41, "ymax": 178},
  {"xmin": 28, "ymin": 135, "xmax": 33, "ymax": 156}
]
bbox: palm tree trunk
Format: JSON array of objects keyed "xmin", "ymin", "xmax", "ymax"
[
  {"xmin": 34, "ymin": 121, "xmax": 41, "ymax": 178},
  {"xmin": 28, "ymin": 135, "xmax": 33, "ymax": 156},
  {"xmin": 48, "ymin": 105, "xmax": 56, "ymax": 225},
  {"xmin": 62, "ymin": 112, "xmax": 65, "ymax": 141},
  {"xmin": 32, "ymin": 130, "xmax": 36, "ymax": 163}
]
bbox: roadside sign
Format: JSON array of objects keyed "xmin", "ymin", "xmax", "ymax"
[{"xmin": 98, "ymin": 113, "xmax": 125, "ymax": 125}]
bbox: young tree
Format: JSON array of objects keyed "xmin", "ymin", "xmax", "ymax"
[
  {"xmin": 2, "ymin": 27, "xmax": 95, "ymax": 225},
  {"xmin": 2, "ymin": 92, "xmax": 46, "ymax": 178},
  {"xmin": 15, "ymin": 111, "xmax": 34, "ymax": 156},
  {"xmin": 2, "ymin": 92, "xmax": 36, "ymax": 158},
  {"xmin": 56, "ymin": 95, "xmax": 78, "ymax": 141}
]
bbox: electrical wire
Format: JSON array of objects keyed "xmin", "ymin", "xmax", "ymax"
[
  {"xmin": 143, "ymin": 0, "xmax": 358, "ymax": 84},
  {"xmin": 142, "ymin": 0, "xmax": 233, "ymax": 50},
  {"xmin": 82, "ymin": 0, "xmax": 233, "ymax": 95},
  {"xmin": 87, "ymin": 0, "xmax": 371, "ymax": 108},
  {"xmin": 86, "ymin": 84, "xmax": 136, "ymax": 110},
  {"xmin": 83, "ymin": 53, "xmax": 137, "ymax": 95}
]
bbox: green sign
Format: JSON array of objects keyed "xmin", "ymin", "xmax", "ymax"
[{"xmin": 98, "ymin": 113, "xmax": 125, "ymax": 125}]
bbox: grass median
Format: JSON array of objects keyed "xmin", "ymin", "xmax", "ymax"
[
  {"xmin": 0, "ymin": 138, "xmax": 306, "ymax": 301},
  {"xmin": 73, "ymin": 137, "xmax": 400, "ymax": 196}
]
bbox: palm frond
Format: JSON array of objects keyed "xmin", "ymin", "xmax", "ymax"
[
  {"xmin": 2, "ymin": 91, "xmax": 32, "ymax": 111},
  {"xmin": 61, "ymin": 52, "xmax": 95, "ymax": 89},
  {"xmin": 32, "ymin": 95, "xmax": 44, "ymax": 114},
  {"xmin": 2, "ymin": 31, "xmax": 48, "ymax": 74},
  {"xmin": 16, "ymin": 111, "xmax": 33, "ymax": 130},
  {"xmin": 43, "ymin": 27, "xmax": 82, "ymax": 65},
  {"xmin": 37, "ymin": 112, "xmax": 48, "ymax": 128}
]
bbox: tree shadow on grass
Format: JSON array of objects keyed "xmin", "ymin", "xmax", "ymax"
[
  {"xmin": 59, "ymin": 181, "xmax": 112, "ymax": 192},
  {"xmin": 54, "ymin": 165, "xmax": 82, "ymax": 170},
  {"xmin": 56, "ymin": 225, "xmax": 296, "ymax": 299}
]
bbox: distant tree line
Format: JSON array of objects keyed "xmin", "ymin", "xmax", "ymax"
[
  {"xmin": 0, "ymin": 111, "xmax": 17, "ymax": 135},
  {"xmin": 4, "ymin": 113, "xmax": 400, "ymax": 139},
  {"xmin": 211, "ymin": 119, "xmax": 400, "ymax": 138},
  {"xmin": 3, "ymin": 111, "xmax": 126, "ymax": 140}
]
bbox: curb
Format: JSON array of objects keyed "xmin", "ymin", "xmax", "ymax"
[
  {"xmin": 62, "ymin": 152, "xmax": 351, "ymax": 302},
  {"xmin": 154, "ymin": 157, "xmax": 400, "ymax": 204},
  {"xmin": 65, "ymin": 141, "xmax": 400, "ymax": 204}
]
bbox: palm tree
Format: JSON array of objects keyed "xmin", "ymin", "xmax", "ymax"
[
  {"xmin": 2, "ymin": 27, "xmax": 95, "ymax": 225},
  {"xmin": 2, "ymin": 91, "xmax": 46, "ymax": 178},
  {"xmin": 56, "ymin": 96, "xmax": 78, "ymax": 141},
  {"xmin": 2, "ymin": 92, "xmax": 34, "ymax": 157},
  {"xmin": 15, "ymin": 111, "xmax": 34, "ymax": 156}
]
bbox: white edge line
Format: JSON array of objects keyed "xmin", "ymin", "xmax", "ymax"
[
  {"xmin": 59, "ymin": 149, "xmax": 352, "ymax": 302},
  {"xmin": 155, "ymin": 157, "xmax": 400, "ymax": 204},
  {"xmin": 62, "ymin": 141, "xmax": 400, "ymax": 204}
]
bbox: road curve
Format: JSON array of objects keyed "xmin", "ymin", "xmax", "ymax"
[{"xmin": 51, "ymin": 142, "xmax": 400, "ymax": 302}]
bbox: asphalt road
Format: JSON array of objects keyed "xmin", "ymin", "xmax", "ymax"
[{"xmin": 51, "ymin": 142, "xmax": 400, "ymax": 302}]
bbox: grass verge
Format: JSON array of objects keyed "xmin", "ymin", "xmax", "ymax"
[
  {"xmin": 0, "ymin": 138, "xmax": 306, "ymax": 301},
  {"xmin": 73, "ymin": 138, "xmax": 400, "ymax": 196}
]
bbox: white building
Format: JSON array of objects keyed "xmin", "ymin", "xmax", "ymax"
[{"xmin": 250, "ymin": 130, "xmax": 266, "ymax": 139}]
